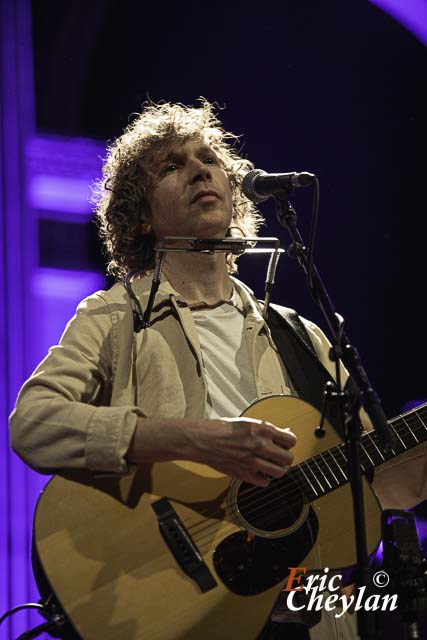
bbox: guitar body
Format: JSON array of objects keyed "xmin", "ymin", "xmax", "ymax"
[{"xmin": 33, "ymin": 396, "xmax": 382, "ymax": 640}]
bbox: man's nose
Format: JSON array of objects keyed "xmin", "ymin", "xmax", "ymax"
[{"xmin": 188, "ymin": 159, "xmax": 212, "ymax": 184}]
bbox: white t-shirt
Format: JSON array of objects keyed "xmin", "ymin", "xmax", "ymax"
[{"xmin": 191, "ymin": 288, "xmax": 258, "ymax": 418}]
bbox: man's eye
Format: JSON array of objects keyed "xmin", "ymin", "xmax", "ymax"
[{"xmin": 164, "ymin": 163, "xmax": 179, "ymax": 173}]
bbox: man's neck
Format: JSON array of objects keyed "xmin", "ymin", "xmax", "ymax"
[{"xmin": 162, "ymin": 252, "xmax": 233, "ymax": 306}]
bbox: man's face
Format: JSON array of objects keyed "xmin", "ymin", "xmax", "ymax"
[{"xmin": 147, "ymin": 138, "xmax": 233, "ymax": 240}]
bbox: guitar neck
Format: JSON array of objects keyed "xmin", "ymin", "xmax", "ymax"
[
  {"xmin": 292, "ymin": 402, "xmax": 427, "ymax": 502},
  {"xmin": 361, "ymin": 401, "xmax": 427, "ymax": 470}
]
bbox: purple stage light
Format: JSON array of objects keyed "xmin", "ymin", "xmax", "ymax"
[
  {"xmin": 26, "ymin": 134, "xmax": 106, "ymax": 219},
  {"xmin": 369, "ymin": 0, "xmax": 427, "ymax": 46},
  {"xmin": 402, "ymin": 398, "xmax": 427, "ymax": 412},
  {"xmin": 29, "ymin": 175, "xmax": 95, "ymax": 217},
  {"xmin": 30, "ymin": 267, "xmax": 105, "ymax": 368},
  {"xmin": 31, "ymin": 266, "xmax": 105, "ymax": 299}
]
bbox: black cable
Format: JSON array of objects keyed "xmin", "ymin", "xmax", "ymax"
[
  {"xmin": 0, "ymin": 603, "xmax": 44, "ymax": 626},
  {"xmin": 123, "ymin": 272, "xmax": 145, "ymax": 331},
  {"xmin": 15, "ymin": 619, "xmax": 59, "ymax": 640},
  {"xmin": 1, "ymin": 597, "xmax": 66, "ymax": 639}
]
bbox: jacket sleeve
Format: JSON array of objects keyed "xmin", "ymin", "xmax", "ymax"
[
  {"xmin": 9, "ymin": 292, "xmax": 141, "ymax": 475},
  {"xmin": 301, "ymin": 317, "xmax": 427, "ymax": 510}
]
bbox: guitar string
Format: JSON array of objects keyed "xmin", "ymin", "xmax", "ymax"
[
  {"xmin": 186, "ymin": 429, "xmax": 426, "ymax": 549},
  {"xmin": 190, "ymin": 462, "xmax": 322, "ymax": 527},
  {"xmin": 176, "ymin": 441, "xmax": 426, "ymax": 553},
  {"xmin": 188, "ymin": 472, "xmax": 312, "ymax": 550},
  {"xmin": 191, "ymin": 462, "xmax": 355, "ymax": 553},
  {"xmin": 187, "ymin": 413, "xmax": 427, "ymax": 530},
  {"xmin": 186, "ymin": 457, "xmax": 353, "ymax": 546},
  {"xmin": 189, "ymin": 479, "xmax": 310, "ymax": 550},
  {"xmin": 192, "ymin": 506, "xmax": 304, "ymax": 555},
  {"xmin": 188, "ymin": 467, "xmax": 308, "ymax": 531},
  {"xmin": 183, "ymin": 413, "xmax": 427, "ymax": 540},
  {"xmin": 178, "ymin": 415, "xmax": 427, "ymax": 543},
  {"xmin": 185, "ymin": 457, "xmax": 324, "ymax": 529},
  {"xmin": 150, "ymin": 404, "xmax": 427, "ymax": 545},
  {"xmin": 188, "ymin": 420, "xmax": 425, "ymax": 552},
  {"xmin": 174, "ymin": 469, "xmax": 311, "ymax": 548},
  {"xmin": 192, "ymin": 498, "xmax": 322, "ymax": 559},
  {"xmin": 186, "ymin": 456, "xmax": 350, "ymax": 545},
  {"xmin": 224, "ymin": 406, "xmax": 427, "ymax": 513}
]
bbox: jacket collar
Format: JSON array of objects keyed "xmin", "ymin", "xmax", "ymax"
[{"xmin": 129, "ymin": 272, "xmax": 270, "ymax": 333}]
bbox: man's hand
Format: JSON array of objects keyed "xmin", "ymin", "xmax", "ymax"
[{"xmin": 127, "ymin": 417, "xmax": 296, "ymax": 487}]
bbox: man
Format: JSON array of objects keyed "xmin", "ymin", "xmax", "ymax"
[{"xmin": 9, "ymin": 100, "xmax": 427, "ymax": 639}]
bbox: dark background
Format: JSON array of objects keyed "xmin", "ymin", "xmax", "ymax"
[{"xmin": 32, "ymin": 0, "xmax": 426, "ymax": 419}]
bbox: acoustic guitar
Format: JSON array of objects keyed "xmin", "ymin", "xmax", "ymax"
[{"xmin": 33, "ymin": 395, "xmax": 427, "ymax": 640}]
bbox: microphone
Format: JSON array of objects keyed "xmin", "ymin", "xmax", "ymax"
[{"xmin": 242, "ymin": 169, "xmax": 316, "ymax": 203}]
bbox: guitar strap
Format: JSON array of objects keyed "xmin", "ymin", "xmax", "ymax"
[{"xmin": 265, "ymin": 303, "xmax": 346, "ymax": 439}]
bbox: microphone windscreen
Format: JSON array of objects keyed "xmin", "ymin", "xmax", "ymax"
[{"xmin": 241, "ymin": 169, "xmax": 269, "ymax": 204}]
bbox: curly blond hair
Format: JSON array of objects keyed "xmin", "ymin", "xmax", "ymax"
[{"xmin": 93, "ymin": 99, "xmax": 263, "ymax": 278}]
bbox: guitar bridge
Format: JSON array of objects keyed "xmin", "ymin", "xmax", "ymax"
[{"xmin": 152, "ymin": 497, "xmax": 217, "ymax": 593}]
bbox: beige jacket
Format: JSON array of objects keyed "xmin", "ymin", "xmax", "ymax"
[{"xmin": 9, "ymin": 276, "xmax": 427, "ymax": 509}]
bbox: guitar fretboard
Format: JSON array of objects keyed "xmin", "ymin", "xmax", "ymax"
[{"xmin": 290, "ymin": 402, "xmax": 427, "ymax": 502}]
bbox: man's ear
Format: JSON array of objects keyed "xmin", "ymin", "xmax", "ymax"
[{"xmin": 140, "ymin": 220, "xmax": 152, "ymax": 235}]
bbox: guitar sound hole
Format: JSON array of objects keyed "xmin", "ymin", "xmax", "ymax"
[{"xmin": 236, "ymin": 471, "xmax": 306, "ymax": 533}]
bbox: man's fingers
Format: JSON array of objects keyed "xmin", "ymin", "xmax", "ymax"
[
  {"xmin": 255, "ymin": 423, "xmax": 295, "ymax": 467},
  {"xmin": 257, "ymin": 458, "xmax": 292, "ymax": 479},
  {"xmin": 227, "ymin": 418, "xmax": 296, "ymax": 449},
  {"xmin": 215, "ymin": 418, "xmax": 296, "ymax": 485},
  {"xmin": 270, "ymin": 425, "xmax": 297, "ymax": 449},
  {"xmin": 247, "ymin": 463, "xmax": 291, "ymax": 487}
]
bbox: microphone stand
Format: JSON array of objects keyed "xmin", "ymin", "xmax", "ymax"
[{"xmin": 274, "ymin": 192, "xmax": 396, "ymax": 640}]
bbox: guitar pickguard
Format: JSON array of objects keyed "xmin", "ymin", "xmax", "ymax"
[{"xmin": 213, "ymin": 506, "xmax": 319, "ymax": 596}]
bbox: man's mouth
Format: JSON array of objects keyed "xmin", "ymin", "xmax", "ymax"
[{"xmin": 191, "ymin": 189, "xmax": 221, "ymax": 204}]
